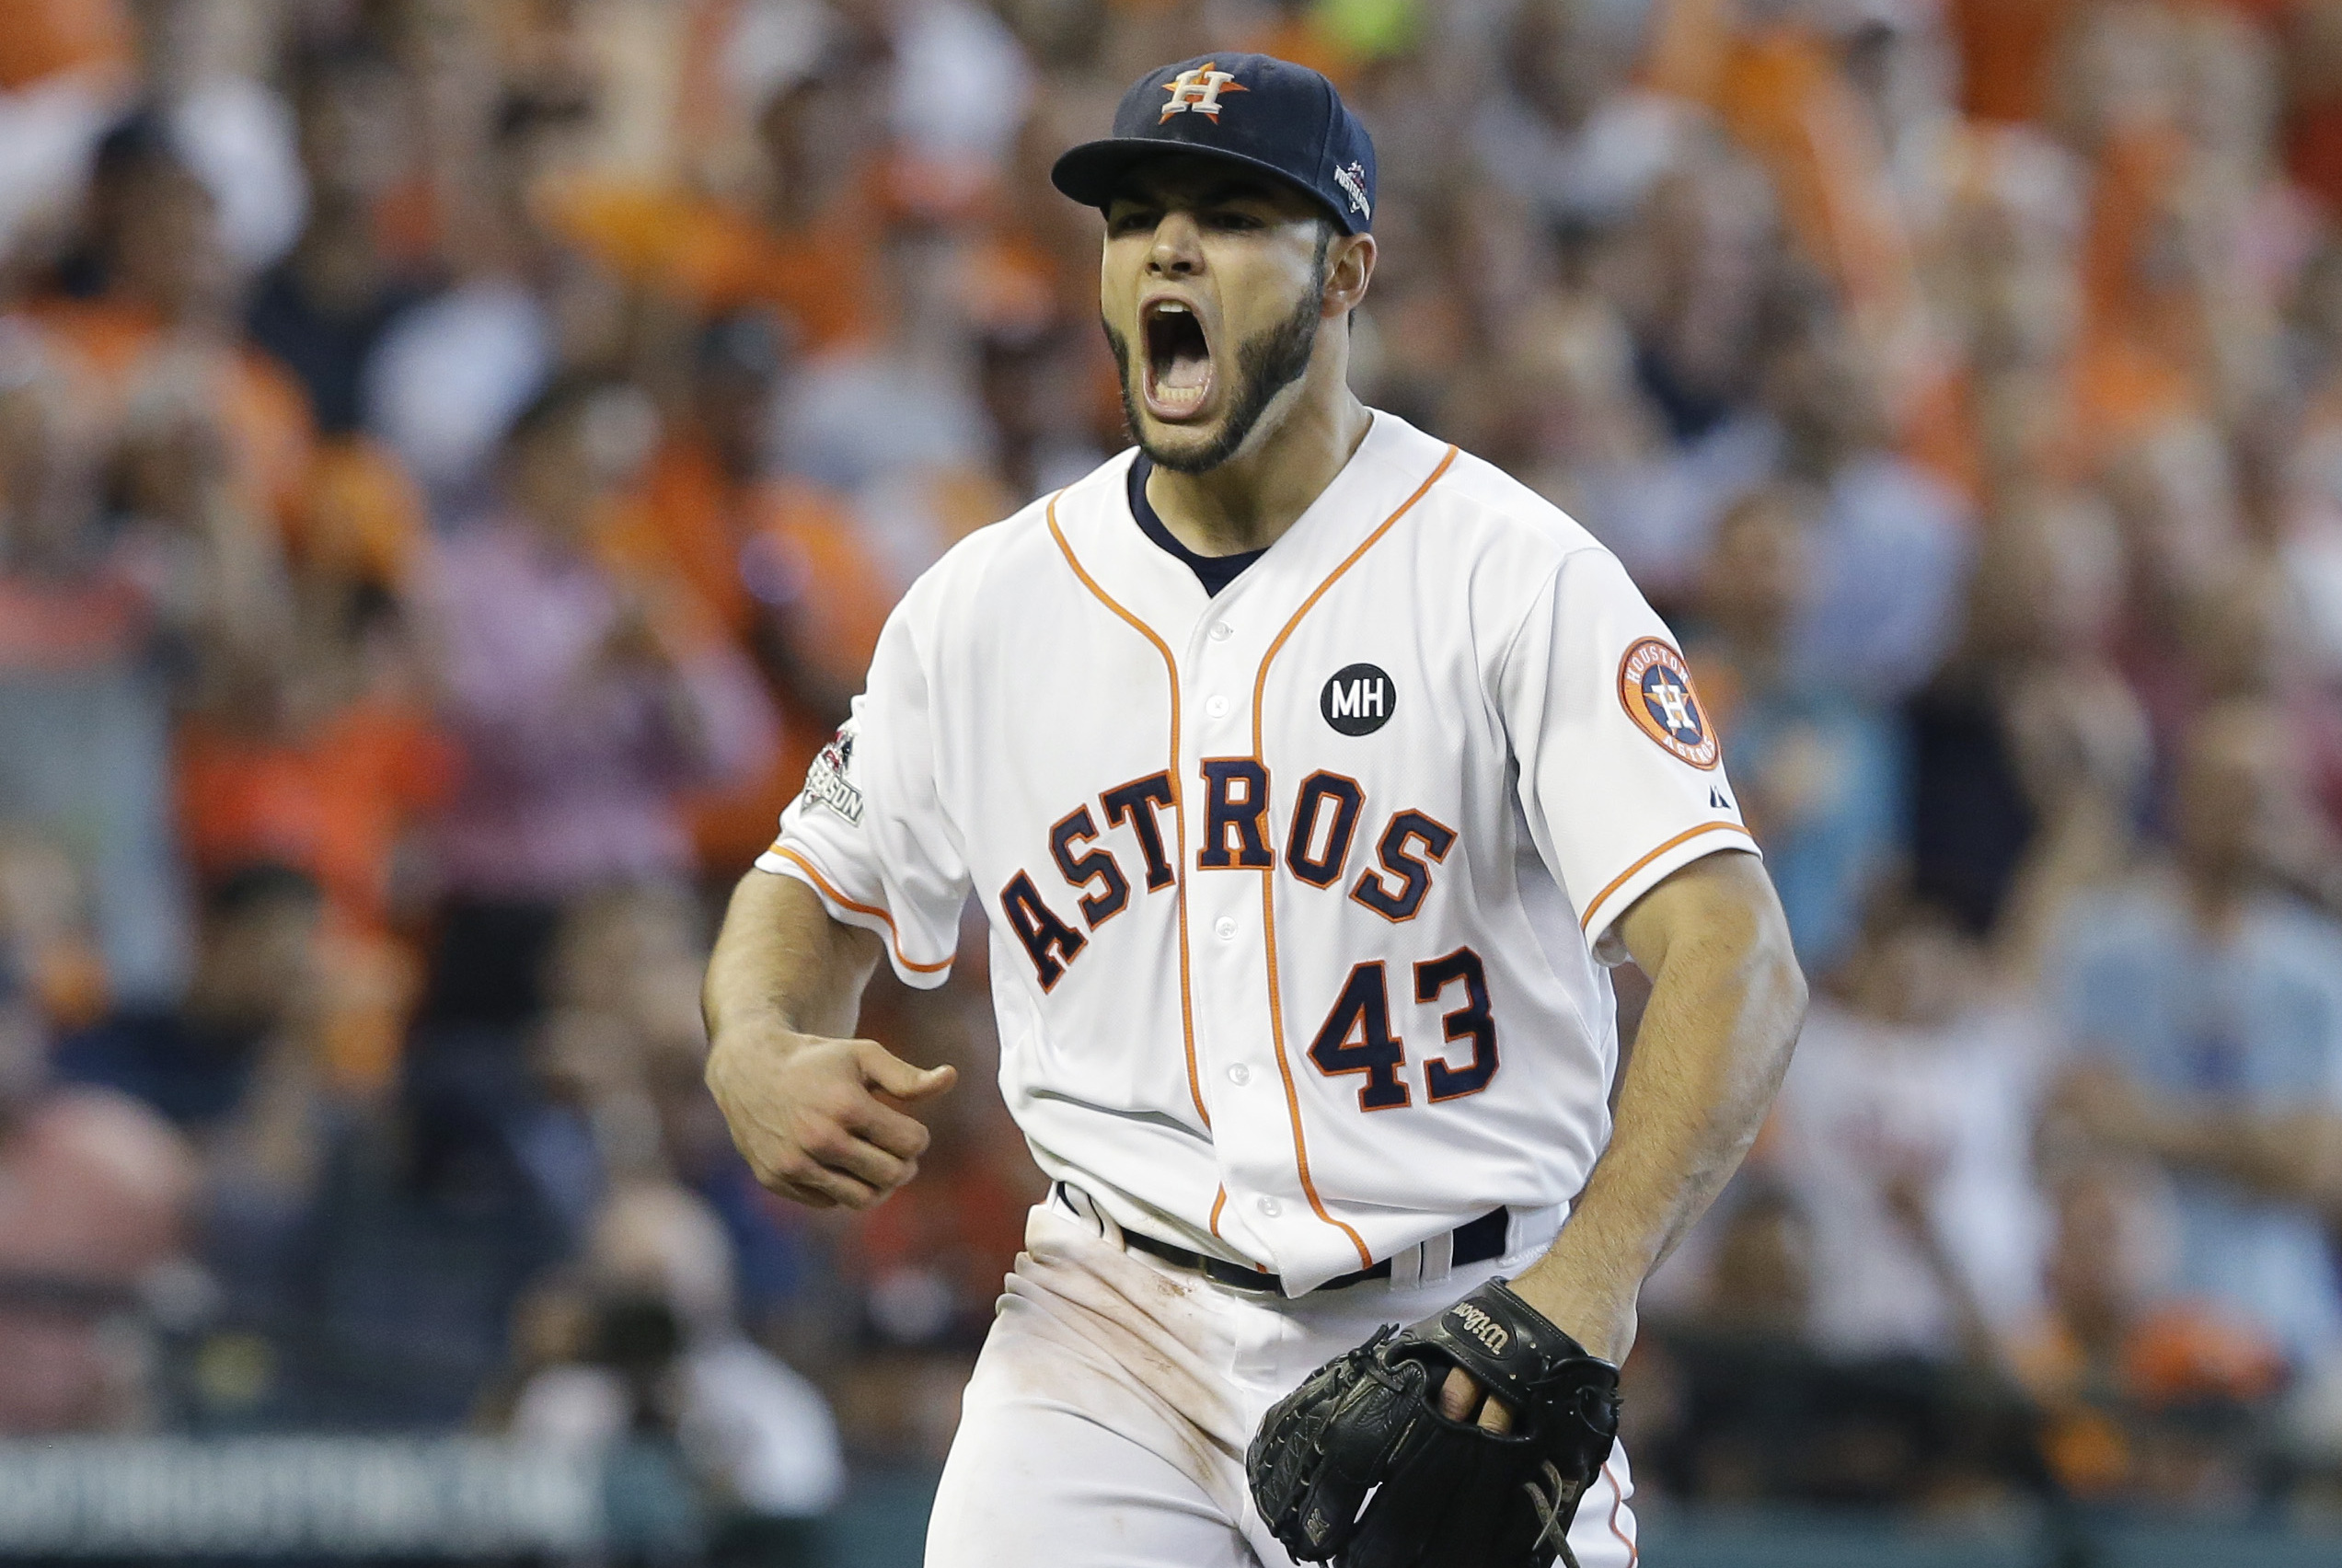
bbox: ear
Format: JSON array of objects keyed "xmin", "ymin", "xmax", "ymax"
[{"xmin": 1322, "ymin": 233, "xmax": 1376, "ymax": 319}]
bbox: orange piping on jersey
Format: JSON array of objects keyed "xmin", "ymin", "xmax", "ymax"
[
  {"xmin": 1577, "ymin": 821, "xmax": 1752, "ymax": 934},
  {"xmin": 1047, "ymin": 496, "xmax": 1211, "ymax": 1131},
  {"xmin": 767, "ymin": 846, "xmax": 955, "ymax": 974},
  {"xmin": 1249, "ymin": 447, "xmax": 1459, "ymax": 742},
  {"xmin": 1603, "ymin": 1462, "xmax": 1636, "ymax": 1562},
  {"xmin": 1249, "ymin": 444, "xmax": 1459, "ymax": 1272},
  {"xmin": 1209, "ymin": 1185, "xmax": 1227, "ymax": 1239}
]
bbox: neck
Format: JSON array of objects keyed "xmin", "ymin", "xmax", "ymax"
[{"xmin": 1146, "ymin": 370, "xmax": 1373, "ymax": 558}]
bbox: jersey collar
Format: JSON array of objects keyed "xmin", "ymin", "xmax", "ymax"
[{"xmin": 1053, "ymin": 409, "xmax": 1452, "ymax": 653}]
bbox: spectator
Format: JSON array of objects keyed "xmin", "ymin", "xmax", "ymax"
[
  {"xmin": 1761, "ymin": 306, "xmax": 1973, "ymax": 701},
  {"xmin": 1689, "ymin": 484, "xmax": 1903, "ymax": 973},
  {"xmin": 245, "ymin": 47, "xmax": 432, "ymax": 441},
  {"xmin": 417, "ymin": 375, "xmax": 773, "ymax": 1024},
  {"xmin": 1474, "ymin": 0, "xmax": 1691, "ymax": 234},
  {"xmin": 504, "ymin": 1180, "xmax": 845, "ymax": 1518},
  {"xmin": 2051, "ymin": 700, "xmax": 2342, "ymax": 1363},
  {"xmin": 53, "ymin": 862, "xmax": 321, "ymax": 1133},
  {"xmin": 0, "ymin": 331, "xmax": 191, "ymax": 1003},
  {"xmin": 597, "ymin": 311, "xmax": 896, "ymax": 871},
  {"xmin": 358, "ymin": 89, "xmax": 594, "ymax": 508},
  {"xmin": 30, "ymin": 113, "xmax": 316, "ymax": 531},
  {"xmin": 2008, "ymin": 1159, "xmax": 2285, "ymax": 1504},
  {"xmin": 1764, "ymin": 896, "xmax": 2056, "ymax": 1362},
  {"xmin": 1907, "ymin": 490, "xmax": 2146, "ymax": 959},
  {"xmin": 1577, "ymin": 142, "xmax": 1782, "ymax": 602},
  {"xmin": 261, "ymin": 1024, "xmax": 583, "ymax": 1429},
  {"xmin": 0, "ymin": 949, "xmax": 196, "ymax": 1435}
]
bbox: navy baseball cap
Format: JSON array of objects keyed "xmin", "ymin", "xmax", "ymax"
[{"xmin": 1051, "ymin": 53, "xmax": 1377, "ymax": 235}]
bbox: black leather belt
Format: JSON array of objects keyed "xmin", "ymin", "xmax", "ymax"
[{"xmin": 1120, "ymin": 1206, "xmax": 1512, "ymax": 1295}]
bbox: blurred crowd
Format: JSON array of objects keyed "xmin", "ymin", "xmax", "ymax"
[{"xmin": 7, "ymin": 0, "xmax": 2342, "ymax": 1539}]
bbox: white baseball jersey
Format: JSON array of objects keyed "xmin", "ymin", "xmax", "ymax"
[{"xmin": 760, "ymin": 409, "xmax": 1756, "ymax": 1293}]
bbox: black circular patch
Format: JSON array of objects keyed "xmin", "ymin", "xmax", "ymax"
[{"xmin": 1320, "ymin": 663, "xmax": 1396, "ymax": 736}]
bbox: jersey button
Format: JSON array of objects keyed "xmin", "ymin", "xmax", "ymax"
[
  {"xmin": 1256, "ymin": 1196, "xmax": 1281, "ymax": 1218},
  {"xmin": 1214, "ymin": 916, "xmax": 1238, "ymax": 940},
  {"xmin": 1205, "ymin": 695, "xmax": 1231, "ymax": 718},
  {"xmin": 1210, "ymin": 622, "xmax": 1233, "ymax": 641},
  {"xmin": 1228, "ymin": 1064, "xmax": 1251, "ymax": 1086}
]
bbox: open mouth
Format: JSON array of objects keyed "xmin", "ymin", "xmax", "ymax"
[{"xmin": 1142, "ymin": 298, "xmax": 1214, "ymax": 421}]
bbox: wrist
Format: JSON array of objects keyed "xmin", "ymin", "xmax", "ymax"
[
  {"xmin": 1499, "ymin": 1269, "xmax": 1638, "ymax": 1364},
  {"xmin": 710, "ymin": 1010, "xmax": 809, "ymax": 1062}
]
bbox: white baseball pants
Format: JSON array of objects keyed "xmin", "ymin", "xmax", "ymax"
[{"xmin": 924, "ymin": 1194, "xmax": 1638, "ymax": 1568}]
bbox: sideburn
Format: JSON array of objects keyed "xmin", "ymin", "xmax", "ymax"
[{"xmin": 1104, "ymin": 234, "xmax": 1335, "ymax": 476}]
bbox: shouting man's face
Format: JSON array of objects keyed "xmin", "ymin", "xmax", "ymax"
[{"xmin": 1100, "ymin": 159, "xmax": 1342, "ymax": 474}]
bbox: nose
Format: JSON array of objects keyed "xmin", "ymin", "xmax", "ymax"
[{"xmin": 1147, "ymin": 210, "xmax": 1205, "ymax": 277}]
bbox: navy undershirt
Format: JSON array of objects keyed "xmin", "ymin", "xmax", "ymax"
[{"xmin": 1128, "ymin": 454, "xmax": 1265, "ymax": 597}]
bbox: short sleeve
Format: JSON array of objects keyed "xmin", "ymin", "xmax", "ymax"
[
  {"xmin": 756, "ymin": 598, "xmax": 970, "ymax": 986},
  {"xmin": 1500, "ymin": 547, "xmax": 1759, "ymax": 959}
]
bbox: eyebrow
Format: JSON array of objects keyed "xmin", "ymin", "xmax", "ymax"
[{"xmin": 1112, "ymin": 179, "xmax": 1283, "ymax": 212}]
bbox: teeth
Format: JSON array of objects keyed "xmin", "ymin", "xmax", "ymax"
[{"xmin": 1157, "ymin": 302, "xmax": 1189, "ymax": 314}]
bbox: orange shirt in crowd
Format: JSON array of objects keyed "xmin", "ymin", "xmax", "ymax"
[
  {"xmin": 594, "ymin": 439, "xmax": 897, "ymax": 872},
  {"xmin": 541, "ymin": 178, "xmax": 882, "ymax": 356},
  {"xmin": 1944, "ymin": 0, "xmax": 2078, "ymax": 124},
  {"xmin": 0, "ymin": 0, "xmax": 132, "ymax": 91},
  {"xmin": 26, "ymin": 299, "xmax": 318, "ymax": 527},
  {"xmin": 174, "ymin": 699, "xmax": 460, "ymax": 936},
  {"xmin": 1707, "ymin": 27, "xmax": 1922, "ymax": 353}
]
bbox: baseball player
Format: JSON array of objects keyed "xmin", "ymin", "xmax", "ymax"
[{"xmin": 704, "ymin": 53, "xmax": 1806, "ymax": 1568}]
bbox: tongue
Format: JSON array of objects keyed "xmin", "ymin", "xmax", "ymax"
[{"xmin": 1159, "ymin": 344, "xmax": 1210, "ymax": 392}]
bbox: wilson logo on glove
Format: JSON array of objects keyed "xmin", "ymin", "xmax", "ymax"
[{"xmin": 1449, "ymin": 1302, "xmax": 1511, "ymax": 1355}]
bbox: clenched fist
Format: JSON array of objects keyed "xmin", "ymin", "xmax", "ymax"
[{"xmin": 707, "ymin": 1023, "xmax": 956, "ymax": 1210}]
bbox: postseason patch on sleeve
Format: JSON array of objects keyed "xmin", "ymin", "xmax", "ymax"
[
  {"xmin": 1617, "ymin": 637, "xmax": 1720, "ymax": 769},
  {"xmin": 803, "ymin": 723, "xmax": 867, "ymax": 824}
]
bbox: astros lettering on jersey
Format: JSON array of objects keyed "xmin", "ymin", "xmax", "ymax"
[{"xmin": 760, "ymin": 411, "xmax": 1756, "ymax": 1294}]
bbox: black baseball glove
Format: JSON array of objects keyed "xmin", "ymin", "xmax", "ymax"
[{"xmin": 1246, "ymin": 1280, "xmax": 1621, "ymax": 1568}]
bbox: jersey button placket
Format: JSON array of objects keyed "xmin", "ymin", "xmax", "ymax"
[{"xmin": 1185, "ymin": 611, "xmax": 1289, "ymax": 1265}]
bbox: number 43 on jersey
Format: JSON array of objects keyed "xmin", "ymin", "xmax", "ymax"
[{"xmin": 1308, "ymin": 950, "xmax": 1497, "ymax": 1112}]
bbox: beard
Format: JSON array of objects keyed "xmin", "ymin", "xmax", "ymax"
[{"xmin": 1104, "ymin": 282, "xmax": 1326, "ymax": 476}]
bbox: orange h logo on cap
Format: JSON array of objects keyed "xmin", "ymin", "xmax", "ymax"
[{"xmin": 1160, "ymin": 62, "xmax": 1248, "ymax": 122}]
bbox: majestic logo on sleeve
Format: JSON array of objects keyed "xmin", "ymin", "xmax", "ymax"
[
  {"xmin": 1320, "ymin": 663, "xmax": 1395, "ymax": 736},
  {"xmin": 1619, "ymin": 638, "xmax": 1719, "ymax": 769},
  {"xmin": 1160, "ymin": 63, "xmax": 1248, "ymax": 122},
  {"xmin": 803, "ymin": 723, "xmax": 865, "ymax": 823}
]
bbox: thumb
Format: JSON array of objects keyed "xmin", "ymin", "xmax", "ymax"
[{"xmin": 858, "ymin": 1041, "xmax": 958, "ymax": 1101}]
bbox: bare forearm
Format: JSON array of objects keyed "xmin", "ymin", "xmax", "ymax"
[
  {"xmin": 1512, "ymin": 853, "xmax": 1806, "ymax": 1358},
  {"xmin": 703, "ymin": 870, "xmax": 882, "ymax": 1042},
  {"xmin": 703, "ymin": 870, "xmax": 952, "ymax": 1210},
  {"xmin": 2143, "ymin": 1104, "xmax": 2342, "ymax": 1216}
]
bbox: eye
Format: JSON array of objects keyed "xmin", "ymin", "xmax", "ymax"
[
  {"xmin": 1204, "ymin": 209, "xmax": 1263, "ymax": 231},
  {"xmin": 1107, "ymin": 208, "xmax": 1159, "ymax": 236}
]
